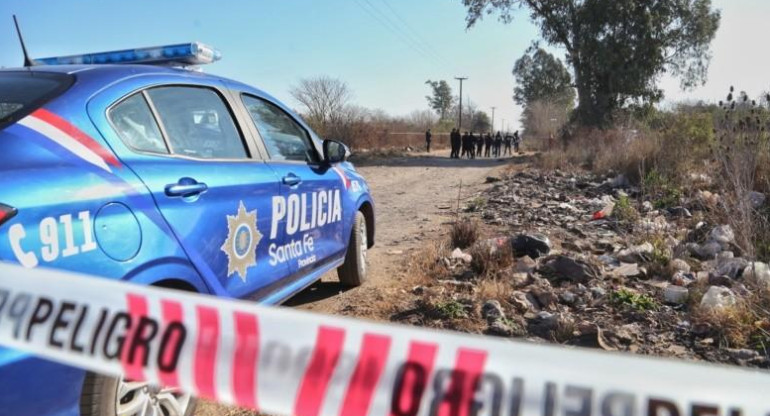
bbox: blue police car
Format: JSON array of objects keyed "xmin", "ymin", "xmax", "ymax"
[{"xmin": 0, "ymin": 42, "xmax": 375, "ymax": 416}]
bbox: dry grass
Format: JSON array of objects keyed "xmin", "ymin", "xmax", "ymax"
[
  {"xmin": 451, "ymin": 219, "xmax": 480, "ymax": 249},
  {"xmin": 690, "ymin": 280, "xmax": 770, "ymax": 350},
  {"xmin": 477, "ymin": 277, "xmax": 513, "ymax": 302},
  {"xmin": 469, "ymin": 242, "xmax": 514, "ymax": 279},
  {"xmin": 407, "ymin": 240, "xmax": 452, "ymax": 284}
]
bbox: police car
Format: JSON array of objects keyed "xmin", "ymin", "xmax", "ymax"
[{"xmin": 0, "ymin": 42, "xmax": 375, "ymax": 416}]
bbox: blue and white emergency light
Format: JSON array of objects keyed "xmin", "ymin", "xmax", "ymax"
[{"xmin": 35, "ymin": 42, "xmax": 221, "ymax": 66}]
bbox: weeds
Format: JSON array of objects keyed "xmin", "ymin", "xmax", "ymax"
[
  {"xmin": 469, "ymin": 242, "xmax": 514, "ymax": 278},
  {"xmin": 450, "ymin": 219, "xmax": 480, "ymax": 249},
  {"xmin": 465, "ymin": 197, "xmax": 486, "ymax": 212},
  {"xmin": 431, "ymin": 300, "xmax": 467, "ymax": 319},
  {"xmin": 610, "ymin": 288, "xmax": 659, "ymax": 311},
  {"xmin": 614, "ymin": 194, "xmax": 640, "ymax": 224}
]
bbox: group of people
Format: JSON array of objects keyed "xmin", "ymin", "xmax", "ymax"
[{"xmin": 446, "ymin": 129, "xmax": 521, "ymax": 159}]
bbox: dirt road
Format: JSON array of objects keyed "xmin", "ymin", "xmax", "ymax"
[
  {"xmin": 196, "ymin": 149, "xmax": 512, "ymax": 416},
  {"xmin": 284, "ymin": 149, "xmax": 511, "ymax": 315}
]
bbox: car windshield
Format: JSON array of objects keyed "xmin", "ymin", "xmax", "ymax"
[{"xmin": 0, "ymin": 72, "xmax": 74, "ymax": 129}]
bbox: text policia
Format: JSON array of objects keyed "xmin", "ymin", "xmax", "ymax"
[{"xmin": 0, "ymin": 265, "xmax": 768, "ymax": 416}]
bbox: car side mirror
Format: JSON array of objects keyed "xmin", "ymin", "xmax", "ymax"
[{"xmin": 323, "ymin": 139, "xmax": 350, "ymax": 164}]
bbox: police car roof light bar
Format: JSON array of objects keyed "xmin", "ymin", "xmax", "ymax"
[{"xmin": 35, "ymin": 42, "xmax": 221, "ymax": 67}]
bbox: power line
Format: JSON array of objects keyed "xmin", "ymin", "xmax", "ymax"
[
  {"xmin": 377, "ymin": 0, "xmax": 454, "ymax": 69},
  {"xmin": 352, "ymin": 0, "xmax": 450, "ymax": 71}
]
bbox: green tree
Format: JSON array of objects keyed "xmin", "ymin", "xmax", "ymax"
[
  {"xmin": 513, "ymin": 46, "xmax": 574, "ymax": 108},
  {"xmin": 425, "ymin": 80, "xmax": 455, "ymax": 120},
  {"xmin": 513, "ymin": 46, "xmax": 575, "ymax": 138},
  {"xmin": 471, "ymin": 111, "xmax": 491, "ymax": 132},
  {"xmin": 462, "ymin": 0, "xmax": 720, "ymax": 127}
]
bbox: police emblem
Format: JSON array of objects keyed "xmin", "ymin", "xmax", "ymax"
[{"xmin": 221, "ymin": 201, "xmax": 262, "ymax": 281}]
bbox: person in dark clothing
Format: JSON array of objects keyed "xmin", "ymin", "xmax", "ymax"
[
  {"xmin": 468, "ymin": 132, "xmax": 477, "ymax": 159},
  {"xmin": 494, "ymin": 131, "xmax": 503, "ymax": 157},
  {"xmin": 503, "ymin": 132, "xmax": 512, "ymax": 156},
  {"xmin": 513, "ymin": 130, "xmax": 521, "ymax": 153},
  {"xmin": 461, "ymin": 131, "xmax": 470, "ymax": 158},
  {"xmin": 476, "ymin": 132, "xmax": 484, "ymax": 156},
  {"xmin": 449, "ymin": 128, "xmax": 459, "ymax": 158},
  {"xmin": 425, "ymin": 129, "xmax": 432, "ymax": 153},
  {"xmin": 484, "ymin": 133, "xmax": 492, "ymax": 157}
]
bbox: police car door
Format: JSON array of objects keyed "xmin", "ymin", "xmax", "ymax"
[
  {"xmin": 238, "ymin": 94, "xmax": 347, "ymax": 276},
  {"xmin": 88, "ymin": 80, "xmax": 289, "ymax": 299}
]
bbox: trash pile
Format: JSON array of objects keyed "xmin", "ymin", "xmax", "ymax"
[{"xmin": 397, "ymin": 169, "xmax": 770, "ymax": 368}]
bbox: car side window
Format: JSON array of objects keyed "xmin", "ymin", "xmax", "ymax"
[
  {"xmin": 241, "ymin": 94, "xmax": 319, "ymax": 163},
  {"xmin": 109, "ymin": 93, "xmax": 168, "ymax": 154},
  {"xmin": 147, "ymin": 86, "xmax": 248, "ymax": 159}
]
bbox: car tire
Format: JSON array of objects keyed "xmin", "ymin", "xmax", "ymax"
[
  {"xmin": 80, "ymin": 372, "xmax": 197, "ymax": 416},
  {"xmin": 338, "ymin": 211, "xmax": 368, "ymax": 287}
]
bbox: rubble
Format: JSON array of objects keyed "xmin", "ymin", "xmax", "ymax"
[{"xmin": 396, "ymin": 168, "xmax": 770, "ymax": 370}]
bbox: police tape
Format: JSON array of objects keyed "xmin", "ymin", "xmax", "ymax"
[{"xmin": 0, "ymin": 262, "xmax": 768, "ymax": 416}]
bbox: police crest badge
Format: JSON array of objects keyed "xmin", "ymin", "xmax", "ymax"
[{"xmin": 221, "ymin": 201, "xmax": 262, "ymax": 281}]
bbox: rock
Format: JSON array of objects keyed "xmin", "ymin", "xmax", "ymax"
[
  {"xmin": 450, "ymin": 247, "xmax": 472, "ymax": 263},
  {"xmin": 511, "ymin": 233, "xmax": 551, "ymax": 259},
  {"xmin": 615, "ymin": 262, "xmax": 642, "ymax": 278},
  {"xmin": 697, "ymin": 190, "xmax": 719, "ymax": 206},
  {"xmin": 743, "ymin": 262, "xmax": 770, "ymax": 289},
  {"xmin": 485, "ymin": 176, "xmax": 501, "ymax": 183},
  {"xmin": 481, "ymin": 300, "xmax": 505, "ymax": 323},
  {"xmin": 749, "ymin": 191, "xmax": 766, "ymax": 209},
  {"xmin": 541, "ymin": 255, "xmax": 600, "ymax": 283},
  {"xmin": 597, "ymin": 254, "xmax": 620, "ymax": 268},
  {"xmin": 669, "ymin": 258, "xmax": 691, "ymax": 273},
  {"xmin": 511, "ymin": 291, "xmax": 536, "ymax": 312},
  {"xmin": 535, "ymin": 311, "xmax": 558, "ymax": 329},
  {"xmin": 617, "ymin": 242, "xmax": 654, "ymax": 263},
  {"xmin": 710, "ymin": 225, "xmax": 735, "ymax": 246},
  {"xmin": 717, "ymin": 251, "xmax": 734, "ymax": 260},
  {"xmin": 699, "ymin": 286, "xmax": 738, "ymax": 311},
  {"xmin": 486, "ymin": 320, "xmax": 513, "ymax": 337},
  {"xmin": 560, "ymin": 291, "xmax": 577, "ymax": 305},
  {"xmin": 641, "ymin": 201, "xmax": 654, "ymax": 212},
  {"xmin": 666, "ymin": 206, "xmax": 692, "ymax": 218},
  {"xmin": 664, "ymin": 285, "xmax": 689, "ymax": 304},
  {"xmin": 688, "ymin": 241, "xmax": 722, "ymax": 260},
  {"xmin": 591, "ymin": 286, "xmax": 607, "ymax": 298},
  {"xmin": 715, "ymin": 257, "xmax": 749, "ymax": 279},
  {"xmin": 514, "ymin": 256, "xmax": 537, "ymax": 273},
  {"xmin": 510, "ymin": 272, "xmax": 531, "ymax": 287},
  {"xmin": 531, "ymin": 287, "xmax": 557, "ymax": 309}
]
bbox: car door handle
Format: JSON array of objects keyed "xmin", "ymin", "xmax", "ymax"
[
  {"xmin": 282, "ymin": 174, "xmax": 302, "ymax": 186},
  {"xmin": 165, "ymin": 178, "xmax": 208, "ymax": 198}
]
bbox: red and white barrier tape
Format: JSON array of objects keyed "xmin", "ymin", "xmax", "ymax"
[{"xmin": 0, "ymin": 263, "xmax": 768, "ymax": 416}]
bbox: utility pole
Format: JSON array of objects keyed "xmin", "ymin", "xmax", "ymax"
[
  {"xmin": 490, "ymin": 106, "xmax": 496, "ymax": 133},
  {"xmin": 454, "ymin": 77, "xmax": 468, "ymax": 130}
]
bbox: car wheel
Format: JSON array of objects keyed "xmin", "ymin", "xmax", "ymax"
[
  {"xmin": 80, "ymin": 372, "xmax": 197, "ymax": 416},
  {"xmin": 338, "ymin": 211, "xmax": 368, "ymax": 287}
]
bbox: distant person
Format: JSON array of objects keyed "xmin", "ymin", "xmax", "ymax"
[
  {"xmin": 514, "ymin": 130, "xmax": 522, "ymax": 153},
  {"xmin": 476, "ymin": 132, "xmax": 484, "ymax": 156},
  {"xmin": 484, "ymin": 133, "xmax": 492, "ymax": 157},
  {"xmin": 450, "ymin": 128, "xmax": 460, "ymax": 158},
  {"xmin": 461, "ymin": 131, "xmax": 470, "ymax": 158},
  {"xmin": 503, "ymin": 132, "xmax": 512, "ymax": 156},
  {"xmin": 468, "ymin": 132, "xmax": 477, "ymax": 159},
  {"xmin": 494, "ymin": 131, "xmax": 503, "ymax": 157},
  {"xmin": 425, "ymin": 129, "xmax": 432, "ymax": 153}
]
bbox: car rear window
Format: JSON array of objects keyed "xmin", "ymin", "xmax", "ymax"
[{"xmin": 0, "ymin": 71, "xmax": 74, "ymax": 130}]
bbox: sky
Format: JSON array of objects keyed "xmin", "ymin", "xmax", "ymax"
[{"xmin": 0, "ymin": 0, "xmax": 768, "ymax": 132}]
